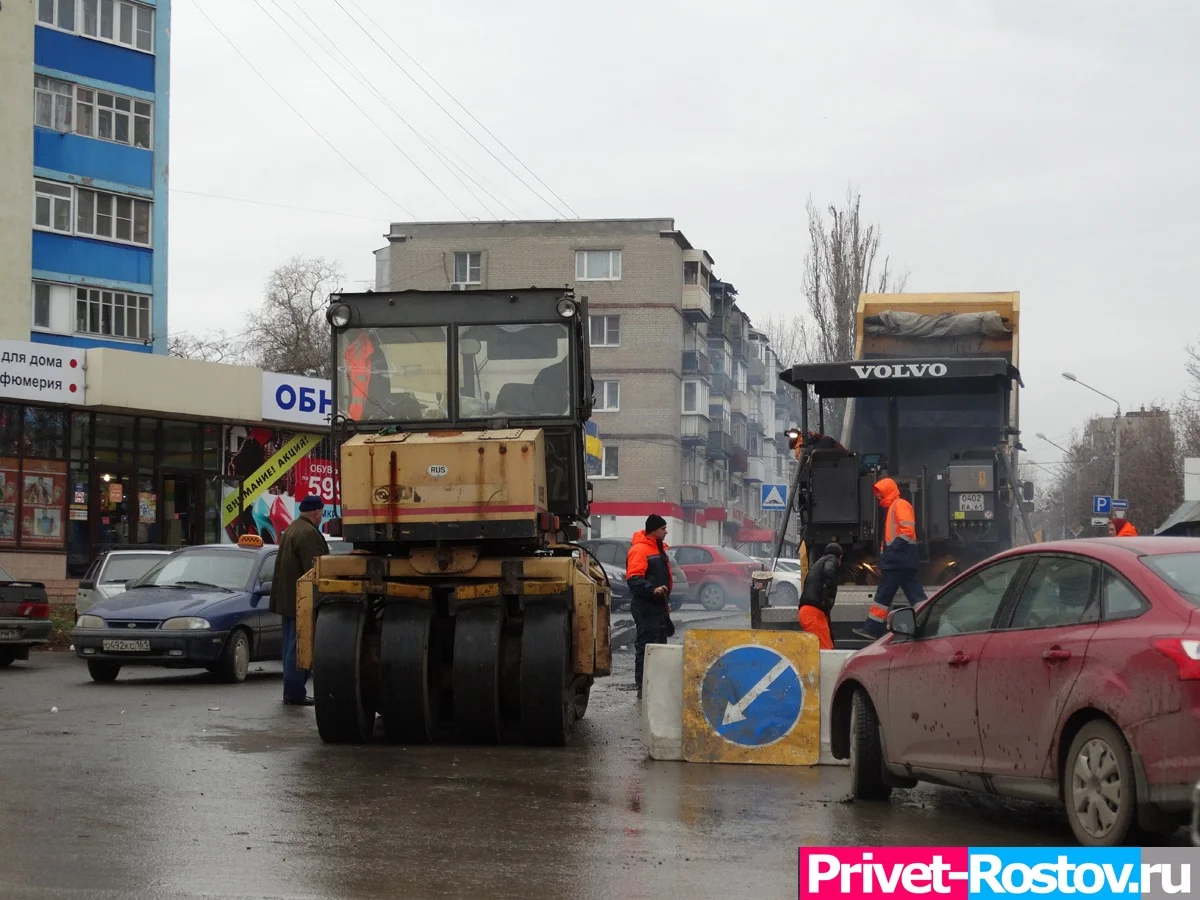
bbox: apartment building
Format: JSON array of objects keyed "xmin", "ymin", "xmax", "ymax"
[
  {"xmin": 374, "ymin": 218, "xmax": 800, "ymax": 552},
  {"xmin": 0, "ymin": 0, "xmax": 170, "ymax": 354}
]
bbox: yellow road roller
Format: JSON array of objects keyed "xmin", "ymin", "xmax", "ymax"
[{"xmin": 295, "ymin": 287, "xmax": 611, "ymax": 745}]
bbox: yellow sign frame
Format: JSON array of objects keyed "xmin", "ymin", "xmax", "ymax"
[{"xmin": 682, "ymin": 629, "xmax": 821, "ymax": 766}]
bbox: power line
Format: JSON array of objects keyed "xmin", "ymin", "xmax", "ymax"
[
  {"xmin": 249, "ymin": 0, "xmax": 473, "ymax": 219},
  {"xmin": 172, "ymin": 188, "xmax": 389, "ymax": 222},
  {"xmin": 324, "ymin": 0, "xmax": 575, "ymax": 220},
  {"xmin": 341, "ymin": 0, "xmax": 579, "ymax": 219},
  {"xmin": 278, "ymin": 1, "xmax": 515, "ymax": 220},
  {"xmin": 188, "ymin": 0, "xmax": 413, "ymax": 217}
]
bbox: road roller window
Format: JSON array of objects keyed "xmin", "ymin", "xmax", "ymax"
[
  {"xmin": 457, "ymin": 323, "xmax": 572, "ymax": 419},
  {"xmin": 337, "ymin": 326, "xmax": 449, "ymax": 423}
]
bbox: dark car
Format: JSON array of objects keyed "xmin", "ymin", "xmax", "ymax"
[
  {"xmin": 73, "ymin": 542, "xmax": 281, "ymax": 684},
  {"xmin": 0, "ymin": 563, "xmax": 51, "ymax": 667},
  {"xmin": 577, "ymin": 539, "xmax": 689, "ymax": 611},
  {"xmin": 830, "ymin": 537, "xmax": 1200, "ymax": 847}
]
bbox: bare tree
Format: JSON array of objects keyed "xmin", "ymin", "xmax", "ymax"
[
  {"xmin": 242, "ymin": 256, "xmax": 344, "ymax": 378},
  {"xmin": 1039, "ymin": 410, "xmax": 1181, "ymax": 536},
  {"xmin": 765, "ymin": 186, "xmax": 908, "ymax": 437},
  {"xmin": 168, "ymin": 330, "xmax": 242, "ymax": 364}
]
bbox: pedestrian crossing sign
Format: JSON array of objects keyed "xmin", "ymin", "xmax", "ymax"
[{"xmin": 761, "ymin": 483, "xmax": 788, "ymax": 511}]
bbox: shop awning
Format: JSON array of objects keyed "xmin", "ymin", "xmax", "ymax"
[{"xmin": 735, "ymin": 528, "xmax": 774, "ymax": 543}]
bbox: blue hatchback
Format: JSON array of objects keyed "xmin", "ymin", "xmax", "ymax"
[{"xmin": 73, "ymin": 543, "xmax": 281, "ymax": 684}]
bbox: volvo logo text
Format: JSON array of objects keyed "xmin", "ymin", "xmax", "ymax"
[{"xmin": 851, "ymin": 363, "xmax": 948, "ymax": 379}]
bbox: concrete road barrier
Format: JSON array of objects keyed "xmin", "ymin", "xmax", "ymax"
[{"xmin": 641, "ymin": 640, "xmax": 853, "ymax": 765}]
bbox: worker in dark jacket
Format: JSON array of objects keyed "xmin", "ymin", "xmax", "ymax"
[
  {"xmin": 798, "ymin": 543, "xmax": 842, "ymax": 650},
  {"xmin": 270, "ymin": 495, "xmax": 329, "ymax": 706},
  {"xmin": 855, "ymin": 477, "xmax": 928, "ymax": 640},
  {"xmin": 625, "ymin": 514, "xmax": 673, "ymax": 700}
]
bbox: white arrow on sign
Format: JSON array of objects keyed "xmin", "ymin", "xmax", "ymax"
[{"xmin": 722, "ymin": 657, "xmax": 792, "ymax": 725}]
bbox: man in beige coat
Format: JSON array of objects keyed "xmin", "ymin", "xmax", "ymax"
[{"xmin": 270, "ymin": 495, "xmax": 328, "ymax": 706}]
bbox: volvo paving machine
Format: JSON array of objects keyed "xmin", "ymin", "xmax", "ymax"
[
  {"xmin": 296, "ymin": 287, "xmax": 611, "ymax": 746},
  {"xmin": 779, "ymin": 356, "xmax": 1034, "ymax": 585}
]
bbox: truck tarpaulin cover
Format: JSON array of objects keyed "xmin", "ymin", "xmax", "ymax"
[{"xmin": 863, "ymin": 311, "xmax": 1012, "ymax": 339}]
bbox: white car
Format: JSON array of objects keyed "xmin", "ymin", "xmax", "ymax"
[{"xmin": 75, "ymin": 549, "xmax": 172, "ymax": 617}]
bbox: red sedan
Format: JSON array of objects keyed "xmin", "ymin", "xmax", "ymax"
[
  {"xmin": 670, "ymin": 544, "xmax": 758, "ymax": 611},
  {"xmin": 829, "ymin": 537, "xmax": 1200, "ymax": 846}
]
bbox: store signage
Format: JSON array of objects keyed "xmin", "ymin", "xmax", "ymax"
[
  {"xmin": 221, "ymin": 432, "xmax": 322, "ymax": 527},
  {"xmin": 0, "ymin": 339, "xmax": 85, "ymax": 405},
  {"xmin": 262, "ymin": 371, "xmax": 333, "ymax": 427}
]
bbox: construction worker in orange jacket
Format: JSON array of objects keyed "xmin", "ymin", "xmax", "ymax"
[
  {"xmin": 855, "ymin": 477, "xmax": 928, "ymax": 640},
  {"xmin": 1109, "ymin": 516, "xmax": 1138, "ymax": 537}
]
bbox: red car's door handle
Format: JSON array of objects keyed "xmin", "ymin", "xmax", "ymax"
[
  {"xmin": 1043, "ymin": 648, "xmax": 1072, "ymax": 661},
  {"xmin": 948, "ymin": 652, "xmax": 970, "ymax": 667}
]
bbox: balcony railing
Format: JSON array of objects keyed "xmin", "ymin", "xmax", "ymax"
[
  {"xmin": 708, "ymin": 316, "xmax": 733, "ymax": 341},
  {"xmin": 680, "ymin": 480, "xmax": 708, "ymax": 507},
  {"xmin": 682, "ymin": 350, "xmax": 712, "ymax": 377},
  {"xmin": 707, "ymin": 426, "xmax": 733, "ymax": 457},
  {"xmin": 710, "ymin": 373, "xmax": 732, "ymax": 397}
]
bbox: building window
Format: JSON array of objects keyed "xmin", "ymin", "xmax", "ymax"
[
  {"xmin": 76, "ymin": 187, "xmax": 152, "ymax": 246},
  {"xmin": 36, "ymin": 0, "xmax": 76, "ymax": 31},
  {"xmin": 34, "ymin": 180, "xmax": 73, "ymax": 234},
  {"xmin": 684, "ymin": 261, "xmax": 699, "ymax": 285},
  {"xmin": 34, "ymin": 75, "xmax": 73, "ymax": 131},
  {"xmin": 80, "ymin": 0, "xmax": 155, "ymax": 52},
  {"xmin": 76, "ymin": 287, "xmax": 151, "ymax": 341},
  {"xmin": 32, "ymin": 285, "xmax": 52, "ymax": 330},
  {"xmin": 596, "ymin": 446, "xmax": 619, "ymax": 478},
  {"xmin": 589, "ymin": 315, "xmax": 620, "ymax": 347},
  {"xmin": 575, "ymin": 250, "xmax": 621, "ymax": 281},
  {"xmin": 594, "ymin": 380, "xmax": 619, "ymax": 411},
  {"xmin": 682, "ymin": 380, "xmax": 708, "ymax": 415},
  {"xmin": 76, "ymin": 87, "xmax": 153, "ymax": 149},
  {"xmin": 453, "ymin": 251, "xmax": 481, "ymax": 285},
  {"xmin": 31, "ymin": 282, "xmax": 73, "ymax": 333}
]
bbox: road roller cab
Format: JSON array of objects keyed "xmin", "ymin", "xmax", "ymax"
[{"xmin": 299, "ymin": 287, "xmax": 612, "ymax": 746}]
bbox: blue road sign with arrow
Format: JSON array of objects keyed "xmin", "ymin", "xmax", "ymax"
[
  {"xmin": 700, "ymin": 644, "xmax": 804, "ymax": 747},
  {"xmin": 1093, "ymin": 495, "xmax": 1112, "ymax": 516},
  {"xmin": 1112, "ymin": 499, "xmax": 1128, "ymax": 512}
]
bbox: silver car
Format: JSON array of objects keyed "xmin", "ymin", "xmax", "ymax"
[{"xmin": 75, "ymin": 549, "xmax": 171, "ymax": 617}]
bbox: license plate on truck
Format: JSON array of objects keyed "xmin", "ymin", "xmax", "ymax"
[
  {"xmin": 101, "ymin": 639, "xmax": 150, "ymax": 652},
  {"xmin": 958, "ymin": 493, "xmax": 985, "ymax": 512},
  {"xmin": 0, "ymin": 628, "xmax": 18, "ymax": 640}
]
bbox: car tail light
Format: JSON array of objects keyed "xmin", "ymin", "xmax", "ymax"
[
  {"xmin": 18, "ymin": 601, "xmax": 50, "ymax": 619},
  {"xmin": 1152, "ymin": 637, "xmax": 1200, "ymax": 680}
]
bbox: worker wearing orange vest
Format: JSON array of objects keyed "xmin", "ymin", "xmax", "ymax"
[
  {"xmin": 343, "ymin": 331, "xmax": 376, "ymax": 421},
  {"xmin": 1109, "ymin": 516, "xmax": 1138, "ymax": 537},
  {"xmin": 855, "ymin": 477, "xmax": 928, "ymax": 641}
]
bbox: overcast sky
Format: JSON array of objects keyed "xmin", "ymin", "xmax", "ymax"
[{"xmin": 168, "ymin": 0, "xmax": 1200, "ymax": 464}]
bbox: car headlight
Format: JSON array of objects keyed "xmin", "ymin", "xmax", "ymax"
[
  {"xmin": 76, "ymin": 615, "xmax": 105, "ymax": 629},
  {"xmin": 161, "ymin": 617, "xmax": 211, "ymax": 630}
]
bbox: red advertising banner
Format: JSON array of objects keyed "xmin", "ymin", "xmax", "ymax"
[
  {"xmin": 0, "ymin": 458, "xmax": 17, "ymax": 548},
  {"xmin": 293, "ymin": 457, "xmax": 340, "ymax": 507}
]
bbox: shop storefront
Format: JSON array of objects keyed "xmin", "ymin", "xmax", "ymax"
[{"xmin": 0, "ymin": 341, "xmax": 335, "ymax": 582}]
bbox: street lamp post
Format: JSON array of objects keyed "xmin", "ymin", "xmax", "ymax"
[{"xmin": 1062, "ymin": 373, "xmax": 1121, "ymax": 502}]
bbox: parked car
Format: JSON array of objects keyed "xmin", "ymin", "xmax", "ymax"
[
  {"xmin": 670, "ymin": 544, "xmax": 759, "ymax": 610},
  {"xmin": 753, "ymin": 556, "xmax": 805, "ymax": 575},
  {"xmin": 75, "ymin": 549, "xmax": 172, "ymax": 616},
  {"xmin": 830, "ymin": 537, "xmax": 1200, "ymax": 847},
  {"xmin": 1192, "ymin": 779, "xmax": 1199, "ymax": 847},
  {"xmin": 600, "ymin": 562, "xmax": 631, "ymax": 612},
  {"xmin": 73, "ymin": 540, "xmax": 280, "ymax": 684},
  {"xmin": 0, "ymin": 564, "xmax": 50, "ymax": 667},
  {"xmin": 577, "ymin": 539, "xmax": 689, "ymax": 611}
]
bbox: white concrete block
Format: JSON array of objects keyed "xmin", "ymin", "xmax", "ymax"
[
  {"xmin": 641, "ymin": 643, "xmax": 684, "ymax": 760},
  {"xmin": 819, "ymin": 650, "xmax": 853, "ymax": 766}
]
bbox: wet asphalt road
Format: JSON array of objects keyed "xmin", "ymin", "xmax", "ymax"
[{"xmin": 0, "ymin": 612, "xmax": 1188, "ymax": 900}]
